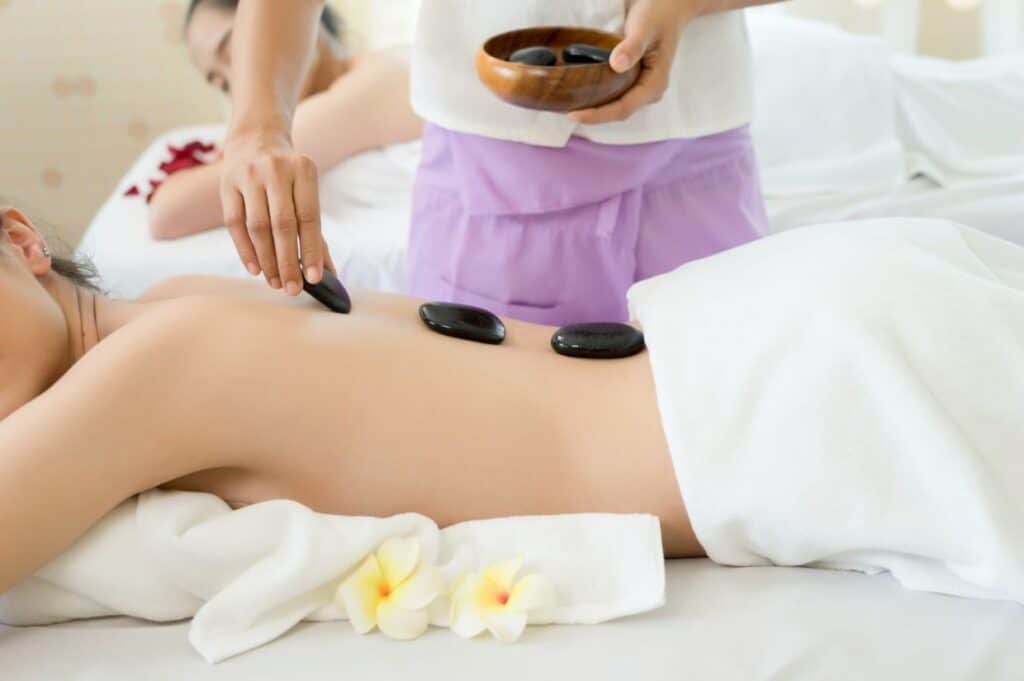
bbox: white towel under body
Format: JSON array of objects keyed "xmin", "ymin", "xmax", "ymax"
[
  {"xmin": 0, "ymin": 491, "xmax": 664, "ymax": 663},
  {"xmin": 628, "ymin": 218, "xmax": 1024, "ymax": 602}
]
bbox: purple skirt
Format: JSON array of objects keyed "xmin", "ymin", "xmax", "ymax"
[{"xmin": 408, "ymin": 123, "xmax": 768, "ymax": 325}]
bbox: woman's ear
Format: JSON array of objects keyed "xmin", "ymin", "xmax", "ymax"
[{"xmin": 0, "ymin": 207, "xmax": 52, "ymax": 276}]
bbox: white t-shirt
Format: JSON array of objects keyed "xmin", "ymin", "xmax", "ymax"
[{"xmin": 411, "ymin": 0, "xmax": 753, "ymax": 147}]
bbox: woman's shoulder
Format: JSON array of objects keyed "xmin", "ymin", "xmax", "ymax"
[
  {"xmin": 141, "ymin": 274, "xmax": 279, "ymax": 303},
  {"xmin": 94, "ymin": 295, "xmax": 232, "ymax": 367}
]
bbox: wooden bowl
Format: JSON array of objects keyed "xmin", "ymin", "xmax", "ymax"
[{"xmin": 476, "ymin": 27, "xmax": 641, "ymax": 113}]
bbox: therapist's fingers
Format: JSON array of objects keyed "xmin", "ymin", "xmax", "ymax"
[
  {"xmin": 241, "ymin": 184, "xmax": 281, "ymax": 289},
  {"xmin": 569, "ymin": 0, "xmax": 687, "ymax": 125},
  {"xmin": 609, "ymin": 0, "xmax": 659, "ymax": 73},
  {"xmin": 569, "ymin": 47, "xmax": 672, "ymax": 124},
  {"xmin": 265, "ymin": 175, "xmax": 302, "ymax": 297},
  {"xmin": 293, "ymin": 158, "xmax": 325, "ymax": 285},
  {"xmin": 222, "ymin": 188, "xmax": 260, "ymax": 276}
]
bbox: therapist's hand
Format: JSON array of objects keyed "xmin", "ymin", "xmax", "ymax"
[
  {"xmin": 220, "ymin": 125, "xmax": 334, "ymax": 294},
  {"xmin": 568, "ymin": 0, "xmax": 698, "ymax": 125}
]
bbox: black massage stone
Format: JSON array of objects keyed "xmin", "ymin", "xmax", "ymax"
[
  {"xmin": 303, "ymin": 268, "xmax": 352, "ymax": 314},
  {"xmin": 551, "ymin": 322, "xmax": 645, "ymax": 359},
  {"xmin": 562, "ymin": 43, "xmax": 612, "ymax": 65},
  {"xmin": 419, "ymin": 302, "xmax": 506, "ymax": 345},
  {"xmin": 508, "ymin": 46, "xmax": 558, "ymax": 66}
]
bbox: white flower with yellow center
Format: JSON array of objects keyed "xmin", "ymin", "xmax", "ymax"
[
  {"xmin": 336, "ymin": 537, "xmax": 442, "ymax": 640},
  {"xmin": 450, "ymin": 555, "xmax": 556, "ymax": 643}
]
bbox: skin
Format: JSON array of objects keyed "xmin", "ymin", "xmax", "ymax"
[
  {"xmin": 0, "ymin": 206, "xmax": 701, "ymax": 595},
  {"xmin": 220, "ymin": 0, "xmax": 783, "ymax": 295},
  {"xmin": 147, "ymin": 4, "xmax": 422, "ymax": 250}
]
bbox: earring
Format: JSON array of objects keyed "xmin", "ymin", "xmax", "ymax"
[{"xmin": 42, "ymin": 245, "xmax": 51, "ymax": 257}]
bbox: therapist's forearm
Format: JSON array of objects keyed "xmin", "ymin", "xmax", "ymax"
[{"xmin": 228, "ymin": 0, "xmax": 326, "ymax": 137}]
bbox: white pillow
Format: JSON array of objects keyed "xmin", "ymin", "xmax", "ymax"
[
  {"xmin": 893, "ymin": 52, "xmax": 1024, "ymax": 186},
  {"xmin": 747, "ymin": 14, "xmax": 906, "ymax": 197}
]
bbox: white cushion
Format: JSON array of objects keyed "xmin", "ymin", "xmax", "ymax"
[
  {"xmin": 893, "ymin": 52, "xmax": 1024, "ymax": 185},
  {"xmin": 747, "ymin": 14, "xmax": 906, "ymax": 197}
]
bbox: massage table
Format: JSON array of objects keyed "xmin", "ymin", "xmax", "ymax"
[
  {"xmin": 4, "ymin": 559, "xmax": 1023, "ymax": 680},
  {"xmin": 57, "ymin": 16, "xmax": 1024, "ymax": 676}
]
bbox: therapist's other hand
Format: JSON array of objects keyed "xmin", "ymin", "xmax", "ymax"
[
  {"xmin": 568, "ymin": 0, "xmax": 696, "ymax": 125},
  {"xmin": 220, "ymin": 126, "xmax": 333, "ymax": 294}
]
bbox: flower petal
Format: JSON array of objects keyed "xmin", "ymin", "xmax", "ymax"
[
  {"xmin": 483, "ymin": 610, "xmax": 528, "ymax": 643},
  {"xmin": 336, "ymin": 555, "xmax": 384, "ymax": 634},
  {"xmin": 377, "ymin": 537, "xmax": 420, "ymax": 587},
  {"xmin": 391, "ymin": 567, "xmax": 443, "ymax": 611},
  {"xmin": 506, "ymin": 574, "xmax": 557, "ymax": 613},
  {"xmin": 377, "ymin": 599, "xmax": 429, "ymax": 640},
  {"xmin": 451, "ymin": 573, "xmax": 482, "ymax": 605},
  {"xmin": 449, "ymin": 599, "xmax": 488, "ymax": 639},
  {"xmin": 428, "ymin": 592, "xmax": 451, "ymax": 628},
  {"xmin": 482, "ymin": 555, "xmax": 523, "ymax": 590},
  {"xmin": 452, "ymin": 572, "xmax": 503, "ymax": 612}
]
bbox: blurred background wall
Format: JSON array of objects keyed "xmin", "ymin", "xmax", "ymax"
[
  {"xmin": 0, "ymin": 0, "xmax": 1018, "ymax": 246},
  {"xmin": 0, "ymin": 0, "xmax": 419, "ymax": 245}
]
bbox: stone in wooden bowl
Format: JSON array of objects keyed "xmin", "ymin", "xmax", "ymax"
[{"xmin": 476, "ymin": 26, "xmax": 641, "ymax": 113}]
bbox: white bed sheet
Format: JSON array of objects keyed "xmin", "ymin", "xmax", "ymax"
[
  {"xmin": 768, "ymin": 175, "xmax": 1024, "ymax": 245},
  {"xmin": 3, "ymin": 560, "xmax": 1023, "ymax": 680}
]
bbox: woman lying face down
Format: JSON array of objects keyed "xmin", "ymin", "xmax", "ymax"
[
  {"xmin": 5, "ymin": 207, "xmax": 1024, "ymax": 608},
  {"xmin": 144, "ymin": 0, "xmax": 422, "ymax": 243},
  {"xmin": 0, "ymin": 205, "xmax": 696, "ymax": 595}
]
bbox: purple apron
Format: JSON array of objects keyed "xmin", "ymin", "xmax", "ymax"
[{"xmin": 408, "ymin": 122, "xmax": 768, "ymax": 325}]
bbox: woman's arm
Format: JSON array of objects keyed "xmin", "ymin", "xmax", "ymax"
[
  {"xmin": 148, "ymin": 51, "xmax": 422, "ymax": 241},
  {"xmin": 220, "ymin": 0, "xmax": 327, "ymax": 291},
  {"xmin": 292, "ymin": 49, "xmax": 422, "ymax": 171},
  {"xmin": 148, "ymin": 163, "xmax": 224, "ymax": 240}
]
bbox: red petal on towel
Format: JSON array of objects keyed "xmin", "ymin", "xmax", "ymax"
[
  {"xmin": 128, "ymin": 139, "xmax": 217, "ymax": 204},
  {"xmin": 159, "ymin": 156, "xmax": 204, "ymax": 175},
  {"xmin": 158, "ymin": 139, "xmax": 215, "ymax": 175},
  {"xmin": 182, "ymin": 140, "xmax": 216, "ymax": 155}
]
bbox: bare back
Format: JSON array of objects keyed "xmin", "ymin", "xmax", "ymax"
[{"xmin": 0, "ymin": 281, "xmax": 698, "ymax": 593}]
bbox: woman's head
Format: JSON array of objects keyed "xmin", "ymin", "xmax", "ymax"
[
  {"xmin": 0, "ymin": 206, "xmax": 98, "ymax": 419},
  {"xmin": 185, "ymin": 0, "xmax": 342, "ymax": 95}
]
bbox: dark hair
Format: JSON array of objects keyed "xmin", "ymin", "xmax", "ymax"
[
  {"xmin": 184, "ymin": 0, "xmax": 342, "ymax": 39},
  {"xmin": 50, "ymin": 255, "xmax": 101, "ymax": 292}
]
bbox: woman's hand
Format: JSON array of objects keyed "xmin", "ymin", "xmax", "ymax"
[
  {"xmin": 220, "ymin": 125, "xmax": 333, "ymax": 294},
  {"xmin": 568, "ymin": 0, "xmax": 699, "ymax": 125}
]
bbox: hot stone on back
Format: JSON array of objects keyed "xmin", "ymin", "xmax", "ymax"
[
  {"xmin": 551, "ymin": 322, "xmax": 645, "ymax": 359},
  {"xmin": 419, "ymin": 302, "xmax": 507, "ymax": 345}
]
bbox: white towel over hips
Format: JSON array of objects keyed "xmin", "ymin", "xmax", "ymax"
[{"xmin": 629, "ymin": 218, "xmax": 1024, "ymax": 602}]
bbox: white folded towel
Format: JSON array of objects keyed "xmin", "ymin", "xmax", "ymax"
[
  {"xmin": 628, "ymin": 218, "xmax": 1024, "ymax": 603},
  {"xmin": 0, "ymin": 490, "xmax": 664, "ymax": 662}
]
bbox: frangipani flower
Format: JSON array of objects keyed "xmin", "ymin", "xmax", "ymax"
[
  {"xmin": 450, "ymin": 555, "xmax": 556, "ymax": 643},
  {"xmin": 336, "ymin": 537, "xmax": 442, "ymax": 640}
]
